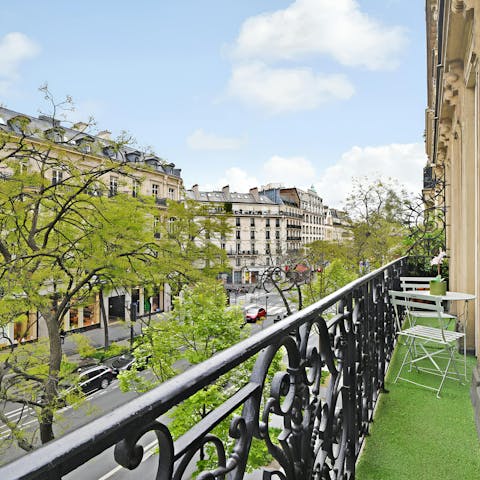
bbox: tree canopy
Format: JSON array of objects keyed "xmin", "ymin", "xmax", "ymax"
[{"xmin": 0, "ymin": 92, "xmax": 230, "ymax": 450}]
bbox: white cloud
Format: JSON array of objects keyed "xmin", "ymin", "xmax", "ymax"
[
  {"xmin": 232, "ymin": 0, "xmax": 407, "ymax": 70},
  {"xmin": 315, "ymin": 143, "xmax": 427, "ymax": 208},
  {"xmin": 204, "ymin": 155, "xmax": 315, "ymax": 193},
  {"xmin": 263, "ymin": 155, "xmax": 316, "ymax": 185},
  {"xmin": 199, "ymin": 144, "xmax": 425, "ymax": 209},
  {"xmin": 216, "ymin": 167, "xmax": 259, "ymax": 192},
  {"xmin": 187, "ymin": 129, "xmax": 245, "ymax": 150},
  {"xmin": 0, "ymin": 32, "xmax": 40, "ymax": 94},
  {"xmin": 228, "ymin": 62, "xmax": 354, "ymax": 112}
]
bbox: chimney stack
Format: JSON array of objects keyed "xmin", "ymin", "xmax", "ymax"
[
  {"xmin": 191, "ymin": 184, "xmax": 200, "ymax": 199},
  {"xmin": 97, "ymin": 130, "xmax": 112, "ymax": 141},
  {"xmin": 249, "ymin": 187, "xmax": 260, "ymax": 201},
  {"xmin": 73, "ymin": 122, "xmax": 89, "ymax": 132}
]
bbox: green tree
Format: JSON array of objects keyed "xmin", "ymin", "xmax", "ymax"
[
  {"xmin": 303, "ymin": 259, "xmax": 358, "ymax": 307},
  {"xmin": 344, "ymin": 177, "xmax": 412, "ymax": 268},
  {"xmin": 156, "ymin": 198, "xmax": 232, "ymax": 298},
  {"xmin": 119, "ymin": 280, "xmax": 282, "ymax": 474},
  {"xmin": 0, "ymin": 93, "xmax": 168, "ymax": 448},
  {"xmin": 0, "ymin": 91, "xmax": 234, "ymax": 451}
]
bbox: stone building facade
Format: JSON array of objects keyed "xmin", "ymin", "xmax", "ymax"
[
  {"xmin": 0, "ymin": 107, "xmax": 182, "ymax": 344},
  {"xmin": 185, "ymin": 184, "xmax": 349, "ymax": 286},
  {"xmin": 424, "ymin": 0, "xmax": 480, "ymax": 433},
  {"xmin": 186, "ymin": 185, "xmax": 287, "ymax": 285}
]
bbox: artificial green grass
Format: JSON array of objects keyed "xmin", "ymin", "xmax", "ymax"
[{"xmin": 356, "ymin": 344, "xmax": 480, "ymax": 480}]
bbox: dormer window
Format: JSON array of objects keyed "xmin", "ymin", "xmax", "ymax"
[
  {"xmin": 164, "ymin": 163, "xmax": 174, "ymax": 174},
  {"xmin": 144, "ymin": 156, "xmax": 159, "ymax": 169},
  {"xmin": 103, "ymin": 145, "xmax": 117, "ymax": 158},
  {"xmin": 75, "ymin": 135, "xmax": 95, "ymax": 154},
  {"xmin": 8, "ymin": 115, "xmax": 31, "ymax": 135},
  {"xmin": 45, "ymin": 127, "xmax": 65, "ymax": 143},
  {"xmin": 126, "ymin": 151, "xmax": 141, "ymax": 163}
]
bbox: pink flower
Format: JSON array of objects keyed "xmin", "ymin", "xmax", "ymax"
[
  {"xmin": 430, "ymin": 250, "xmax": 446, "ymax": 266},
  {"xmin": 430, "ymin": 250, "xmax": 446, "ymax": 277}
]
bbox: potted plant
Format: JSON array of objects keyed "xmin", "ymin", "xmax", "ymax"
[{"xmin": 430, "ymin": 250, "xmax": 447, "ymax": 295}]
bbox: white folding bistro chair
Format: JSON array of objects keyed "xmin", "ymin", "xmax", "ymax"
[
  {"xmin": 400, "ymin": 276, "xmax": 436, "ymax": 291},
  {"xmin": 389, "ymin": 290, "xmax": 466, "ymax": 398}
]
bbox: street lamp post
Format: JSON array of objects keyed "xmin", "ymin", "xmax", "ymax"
[{"xmin": 130, "ymin": 301, "xmax": 137, "ymax": 347}]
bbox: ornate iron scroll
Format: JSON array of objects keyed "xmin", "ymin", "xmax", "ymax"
[{"xmin": 0, "ymin": 257, "xmax": 407, "ymax": 480}]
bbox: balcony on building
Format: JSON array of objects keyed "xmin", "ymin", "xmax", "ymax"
[{"xmin": 2, "ymin": 254, "xmax": 478, "ymax": 480}]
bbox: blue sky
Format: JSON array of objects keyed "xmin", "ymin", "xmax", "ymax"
[{"xmin": 0, "ymin": 0, "xmax": 427, "ymax": 207}]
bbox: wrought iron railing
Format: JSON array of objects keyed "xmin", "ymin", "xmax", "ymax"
[{"xmin": 0, "ymin": 257, "xmax": 407, "ymax": 480}]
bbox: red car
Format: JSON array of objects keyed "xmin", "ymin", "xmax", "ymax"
[{"xmin": 245, "ymin": 306, "xmax": 267, "ymax": 323}]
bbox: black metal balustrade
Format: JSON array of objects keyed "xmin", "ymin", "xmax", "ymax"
[{"xmin": 0, "ymin": 257, "xmax": 407, "ymax": 480}]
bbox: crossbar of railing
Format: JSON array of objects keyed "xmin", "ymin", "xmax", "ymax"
[{"xmin": 0, "ymin": 257, "xmax": 407, "ymax": 480}]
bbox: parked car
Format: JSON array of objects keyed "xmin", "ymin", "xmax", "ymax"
[
  {"xmin": 75, "ymin": 365, "xmax": 115, "ymax": 393},
  {"xmin": 245, "ymin": 306, "xmax": 267, "ymax": 323}
]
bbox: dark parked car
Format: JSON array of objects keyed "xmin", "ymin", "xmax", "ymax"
[
  {"xmin": 75, "ymin": 365, "xmax": 115, "ymax": 393},
  {"xmin": 245, "ymin": 306, "xmax": 267, "ymax": 323}
]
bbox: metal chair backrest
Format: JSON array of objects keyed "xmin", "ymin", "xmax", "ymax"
[
  {"xmin": 400, "ymin": 276, "xmax": 436, "ymax": 291},
  {"xmin": 389, "ymin": 290, "xmax": 446, "ymax": 335}
]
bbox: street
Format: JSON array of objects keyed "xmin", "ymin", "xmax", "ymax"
[
  {"xmin": 230, "ymin": 289, "xmax": 295, "ymax": 321},
  {"xmin": 0, "ymin": 290, "xmax": 296, "ymax": 478}
]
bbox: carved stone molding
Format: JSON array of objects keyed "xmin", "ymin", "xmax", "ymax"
[
  {"xmin": 451, "ymin": 0, "xmax": 465, "ymax": 14},
  {"xmin": 439, "ymin": 121, "xmax": 452, "ymax": 143},
  {"xmin": 436, "ymin": 147, "xmax": 447, "ymax": 167},
  {"xmin": 443, "ymin": 61, "xmax": 464, "ymax": 108}
]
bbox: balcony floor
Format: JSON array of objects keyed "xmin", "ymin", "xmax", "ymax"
[{"xmin": 356, "ymin": 344, "xmax": 480, "ymax": 479}]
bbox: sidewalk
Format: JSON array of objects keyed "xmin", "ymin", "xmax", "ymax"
[{"xmin": 61, "ymin": 313, "xmax": 164, "ymax": 360}]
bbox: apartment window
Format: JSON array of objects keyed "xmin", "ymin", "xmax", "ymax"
[
  {"xmin": 132, "ymin": 179, "xmax": 139, "ymax": 198},
  {"xmin": 109, "ymin": 176, "xmax": 118, "ymax": 197},
  {"xmin": 52, "ymin": 169, "xmax": 63, "ymax": 186},
  {"xmin": 266, "ymin": 218, "xmax": 270, "ymax": 227},
  {"xmin": 168, "ymin": 187, "xmax": 175, "ymax": 199},
  {"xmin": 236, "ymin": 257, "xmax": 241, "ymax": 266},
  {"xmin": 250, "ymin": 231, "xmax": 255, "ymax": 240},
  {"xmin": 153, "ymin": 216, "xmax": 160, "ymax": 239},
  {"xmin": 266, "ymin": 243, "xmax": 271, "ymax": 254},
  {"xmin": 152, "ymin": 183, "xmax": 159, "ymax": 197},
  {"xmin": 266, "ymin": 230, "xmax": 270, "ymax": 240},
  {"xmin": 275, "ymin": 231, "xmax": 280, "ymax": 240},
  {"xmin": 236, "ymin": 243, "xmax": 241, "ymax": 254},
  {"xmin": 275, "ymin": 218, "xmax": 280, "ymax": 228},
  {"xmin": 235, "ymin": 217, "xmax": 240, "ymax": 227},
  {"xmin": 251, "ymin": 243, "xmax": 255, "ymax": 254},
  {"xmin": 236, "ymin": 230, "xmax": 241, "ymax": 240},
  {"xmin": 250, "ymin": 218, "xmax": 255, "ymax": 227},
  {"xmin": 221, "ymin": 243, "xmax": 226, "ymax": 250}
]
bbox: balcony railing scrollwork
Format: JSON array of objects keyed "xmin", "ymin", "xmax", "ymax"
[{"xmin": 0, "ymin": 257, "xmax": 407, "ymax": 480}]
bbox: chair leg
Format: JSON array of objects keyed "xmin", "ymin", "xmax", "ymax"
[
  {"xmin": 435, "ymin": 352, "xmax": 454, "ymax": 398},
  {"xmin": 395, "ymin": 336, "xmax": 417, "ymax": 383}
]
